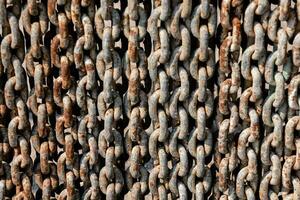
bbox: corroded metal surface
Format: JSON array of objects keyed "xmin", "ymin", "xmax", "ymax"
[{"xmin": 1, "ymin": 0, "xmax": 300, "ymax": 199}]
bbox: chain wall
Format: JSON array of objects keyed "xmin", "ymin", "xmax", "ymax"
[{"xmin": 0, "ymin": 0, "xmax": 300, "ymax": 199}]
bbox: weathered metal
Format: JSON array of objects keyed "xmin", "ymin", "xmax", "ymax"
[{"xmin": 1, "ymin": 0, "xmax": 300, "ymax": 199}]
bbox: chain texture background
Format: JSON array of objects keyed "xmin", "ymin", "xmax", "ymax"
[{"xmin": 1, "ymin": 0, "xmax": 300, "ymax": 199}]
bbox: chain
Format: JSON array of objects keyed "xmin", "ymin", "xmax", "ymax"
[
  {"xmin": 147, "ymin": 0, "xmax": 171, "ymax": 198},
  {"xmin": 1, "ymin": 1, "xmax": 33, "ymax": 199},
  {"xmin": 122, "ymin": 1, "xmax": 148, "ymax": 199},
  {"xmin": 96, "ymin": 1, "xmax": 124, "ymax": 199},
  {"xmin": 187, "ymin": 1, "xmax": 216, "ymax": 199},
  {"xmin": 2, "ymin": 0, "xmax": 300, "ymax": 199},
  {"xmin": 215, "ymin": 0, "xmax": 241, "ymax": 199}
]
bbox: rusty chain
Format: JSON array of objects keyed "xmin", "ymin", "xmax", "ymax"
[{"xmin": 2, "ymin": 0, "xmax": 300, "ymax": 199}]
